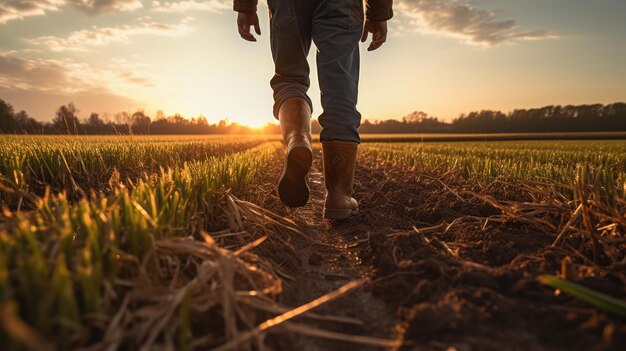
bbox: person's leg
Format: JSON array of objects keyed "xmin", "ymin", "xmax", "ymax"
[
  {"xmin": 312, "ymin": 0, "xmax": 363, "ymax": 143},
  {"xmin": 312, "ymin": 0, "xmax": 364, "ymax": 219},
  {"xmin": 269, "ymin": 0, "xmax": 315, "ymax": 207},
  {"xmin": 269, "ymin": 0, "xmax": 313, "ymax": 118}
]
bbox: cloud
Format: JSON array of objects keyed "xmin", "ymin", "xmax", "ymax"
[
  {"xmin": 119, "ymin": 71, "xmax": 155, "ymax": 87},
  {"xmin": 150, "ymin": 0, "xmax": 229, "ymax": 13},
  {"xmin": 0, "ymin": 50, "xmax": 151, "ymax": 119},
  {"xmin": 0, "ymin": 50, "xmax": 154, "ymax": 92},
  {"xmin": 0, "ymin": 0, "xmax": 64, "ymax": 23},
  {"xmin": 66, "ymin": 0, "xmax": 143, "ymax": 15},
  {"xmin": 28, "ymin": 18, "xmax": 195, "ymax": 52},
  {"xmin": 397, "ymin": 0, "xmax": 556, "ymax": 46},
  {"xmin": 0, "ymin": 0, "xmax": 141, "ymax": 23},
  {"xmin": 0, "ymin": 51, "xmax": 71, "ymax": 91}
]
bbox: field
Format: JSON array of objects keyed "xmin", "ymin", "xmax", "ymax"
[{"xmin": 0, "ymin": 135, "xmax": 625, "ymax": 350}]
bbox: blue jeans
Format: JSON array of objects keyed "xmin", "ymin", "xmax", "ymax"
[{"xmin": 269, "ymin": 0, "xmax": 364, "ymax": 143}]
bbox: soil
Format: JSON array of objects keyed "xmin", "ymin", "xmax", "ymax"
[
  {"xmin": 241, "ymin": 144, "xmax": 626, "ymax": 351},
  {"xmin": 247, "ymin": 147, "xmax": 397, "ymax": 351}
]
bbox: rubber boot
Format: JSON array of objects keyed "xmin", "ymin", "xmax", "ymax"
[
  {"xmin": 322, "ymin": 141, "xmax": 358, "ymax": 220},
  {"xmin": 278, "ymin": 97, "xmax": 313, "ymax": 207}
]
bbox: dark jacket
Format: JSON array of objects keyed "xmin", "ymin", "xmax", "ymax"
[{"xmin": 233, "ymin": 0, "xmax": 393, "ymax": 22}]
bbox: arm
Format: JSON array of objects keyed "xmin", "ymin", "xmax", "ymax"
[
  {"xmin": 234, "ymin": 0, "xmax": 260, "ymax": 42},
  {"xmin": 366, "ymin": 0, "xmax": 394, "ymax": 22},
  {"xmin": 362, "ymin": 0, "xmax": 393, "ymax": 51},
  {"xmin": 233, "ymin": 0, "xmax": 257, "ymax": 13}
]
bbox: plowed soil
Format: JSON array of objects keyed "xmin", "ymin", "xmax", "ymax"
[{"xmin": 243, "ymin": 145, "xmax": 625, "ymax": 351}]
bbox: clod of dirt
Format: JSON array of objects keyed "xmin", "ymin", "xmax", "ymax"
[{"xmin": 308, "ymin": 252, "xmax": 323, "ymax": 266}]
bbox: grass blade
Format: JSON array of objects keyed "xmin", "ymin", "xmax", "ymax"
[{"xmin": 538, "ymin": 275, "xmax": 626, "ymax": 318}]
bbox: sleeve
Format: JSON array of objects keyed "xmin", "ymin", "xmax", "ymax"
[
  {"xmin": 366, "ymin": 0, "xmax": 394, "ymax": 21},
  {"xmin": 233, "ymin": 0, "xmax": 258, "ymax": 13}
]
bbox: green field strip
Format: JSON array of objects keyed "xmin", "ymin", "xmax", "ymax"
[
  {"xmin": 0, "ymin": 141, "xmax": 280, "ymax": 349},
  {"xmin": 0, "ymin": 136, "xmax": 273, "ymax": 208},
  {"xmin": 360, "ymin": 140, "xmax": 626, "ymax": 201}
]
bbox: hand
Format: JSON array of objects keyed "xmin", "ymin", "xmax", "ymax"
[
  {"xmin": 361, "ymin": 20, "xmax": 388, "ymax": 51},
  {"xmin": 237, "ymin": 12, "xmax": 261, "ymax": 42}
]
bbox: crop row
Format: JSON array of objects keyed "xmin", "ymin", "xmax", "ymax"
[
  {"xmin": 0, "ymin": 142, "xmax": 279, "ymax": 350},
  {"xmin": 360, "ymin": 140, "xmax": 626, "ymax": 200},
  {"xmin": 0, "ymin": 135, "xmax": 268, "ymax": 208}
]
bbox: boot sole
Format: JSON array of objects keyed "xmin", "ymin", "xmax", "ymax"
[
  {"xmin": 323, "ymin": 207, "xmax": 358, "ymax": 220},
  {"xmin": 278, "ymin": 144, "xmax": 313, "ymax": 208}
]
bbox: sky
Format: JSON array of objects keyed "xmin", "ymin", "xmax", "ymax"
[{"xmin": 0, "ymin": 0, "xmax": 625, "ymax": 127}]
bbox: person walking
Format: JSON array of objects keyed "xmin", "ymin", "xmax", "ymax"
[{"xmin": 234, "ymin": 0, "xmax": 393, "ymax": 219}]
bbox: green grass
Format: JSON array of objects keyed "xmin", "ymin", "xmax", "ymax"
[
  {"xmin": 538, "ymin": 275, "xmax": 626, "ymax": 318},
  {"xmin": 360, "ymin": 140, "xmax": 626, "ymax": 200},
  {"xmin": 0, "ymin": 141, "xmax": 279, "ymax": 349},
  {"xmin": 0, "ymin": 135, "xmax": 272, "ymax": 209}
]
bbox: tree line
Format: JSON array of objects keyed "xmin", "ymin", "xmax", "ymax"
[
  {"xmin": 1, "ymin": 98, "xmax": 625, "ymax": 135},
  {"xmin": 358, "ymin": 103, "xmax": 626, "ymax": 134},
  {"xmin": 0, "ymin": 99, "xmax": 281, "ymax": 135}
]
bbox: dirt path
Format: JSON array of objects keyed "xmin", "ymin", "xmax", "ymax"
[{"xmin": 267, "ymin": 147, "xmax": 396, "ymax": 350}]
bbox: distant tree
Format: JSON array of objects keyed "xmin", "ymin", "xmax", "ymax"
[
  {"xmin": 14, "ymin": 110, "xmax": 29, "ymax": 126},
  {"xmin": 402, "ymin": 111, "xmax": 429, "ymax": 124},
  {"xmin": 14, "ymin": 110, "xmax": 42, "ymax": 133},
  {"xmin": 197, "ymin": 115, "xmax": 209, "ymax": 126},
  {"xmin": 83, "ymin": 113, "xmax": 105, "ymax": 134},
  {"xmin": 155, "ymin": 110, "xmax": 165, "ymax": 121},
  {"xmin": 53, "ymin": 103, "xmax": 80, "ymax": 134},
  {"xmin": 87, "ymin": 113, "xmax": 104, "ymax": 127},
  {"xmin": 131, "ymin": 110, "xmax": 151, "ymax": 134},
  {"xmin": 117, "ymin": 111, "xmax": 130, "ymax": 131},
  {"xmin": 170, "ymin": 113, "xmax": 187, "ymax": 125},
  {"xmin": 0, "ymin": 99, "xmax": 17, "ymax": 133},
  {"xmin": 399, "ymin": 111, "xmax": 448, "ymax": 132}
]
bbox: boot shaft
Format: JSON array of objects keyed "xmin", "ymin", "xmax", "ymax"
[
  {"xmin": 322, "ymin": 141, "xmax": 358, "ymax": 197},
  {"xmin": 279, "ymin": 97, "xmax": 312, "ymax": 149}
]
